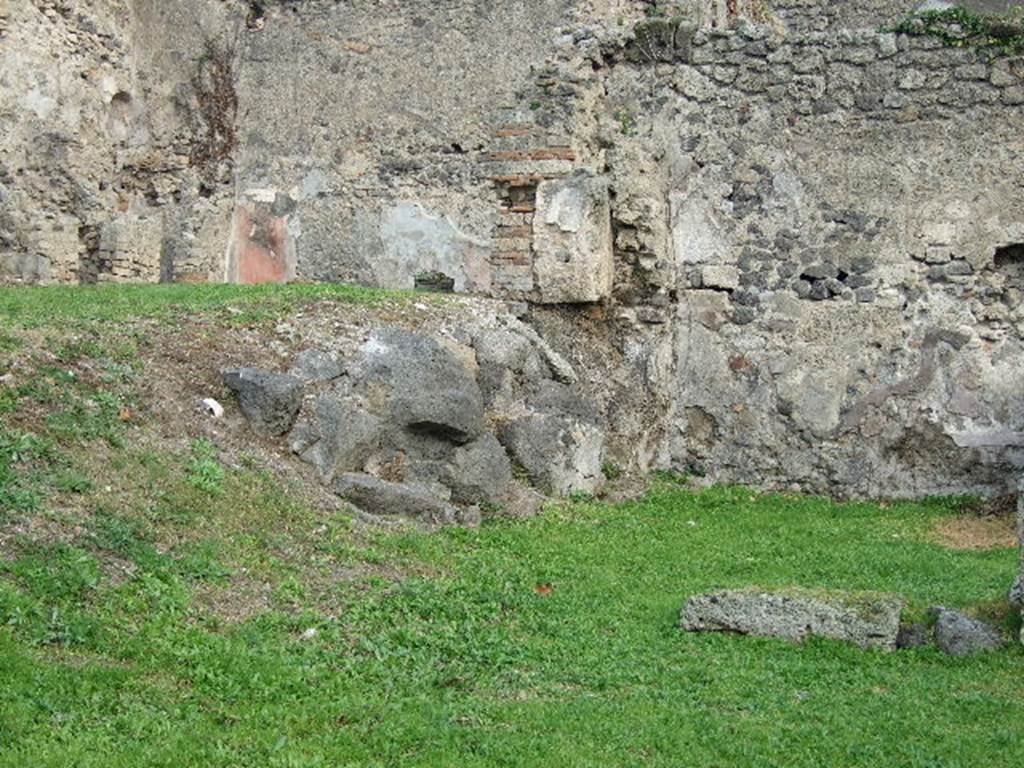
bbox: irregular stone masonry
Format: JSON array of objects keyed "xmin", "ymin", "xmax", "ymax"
[{"xmin": 3, "ymin": 0, "xmax": 1024, "ymax": 500}]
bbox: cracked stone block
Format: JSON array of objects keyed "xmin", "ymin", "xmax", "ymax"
[{"xmin": 532, "ymin": 171, "xmax": 613, "ymax": 304}]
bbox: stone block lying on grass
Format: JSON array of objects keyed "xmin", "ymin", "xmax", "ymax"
[
  {"xmin": 680, "ymin": 588, "xmax": 905, "ymax": 651},
  {"xmin": 930, "ymin": 606, "xmax": 1004, "ymax": 656}
]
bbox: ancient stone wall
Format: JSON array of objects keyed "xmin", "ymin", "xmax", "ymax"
[
  {"xmin": 595, "ymin": 4, "xmax": 1024, "ymax": 496},
  {"xmin": 3, "ymin": 0, "xmax": 1024, "ymax": 497}
]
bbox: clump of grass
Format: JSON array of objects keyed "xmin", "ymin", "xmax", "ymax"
[
  {"xmin": 186, "ymin": 439, "xmax": 225, "ymax": 495},
  {"xmin": 0, "ymin": 431, "xmax": 49, "ymax": 516},
  {"xmin": 602, "ymin": 461, "xmax": 623, "ymax": 481},
  {"xmin": 651, "ymin": 467, "xmax": 690, "ymax": 485}
]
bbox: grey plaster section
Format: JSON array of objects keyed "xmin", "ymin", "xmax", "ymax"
[{"xmin": 377, "ymin": 202, "xmax": 491, "ymax": 294}]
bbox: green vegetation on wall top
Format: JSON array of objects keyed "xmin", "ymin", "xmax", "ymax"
[{"xmin": 891, "ymin": 5, "xmax": 1024, "ymax": 57}]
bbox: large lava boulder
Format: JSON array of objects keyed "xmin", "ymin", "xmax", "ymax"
[{"xmin": 347, "ymin": 327, "xmax": 486, "ymax": 444}]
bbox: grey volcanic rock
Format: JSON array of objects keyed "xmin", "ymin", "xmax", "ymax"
[
  {"xmin": 290, "ymin": 396, "xmax": 382, "ymax": 480},
  {"xmin": 930, "ymin": 607, "xmax": 1004, "ymax": 656},
  {"xmin": 473, "ymin": 327, "xmax": 550, "ymax": 405},
  {"xmin": 501, "ymin": 412, "xmax": 605, "ymax": 496},
  {"xmin": 334, "ymin": 473, "xmax": 458, "ymax": 525},
  {"xmin": 348, "ymin": 328, "xmax": 485, "ymax": 445},
  {"xmin": 527, "ymin": 380, "xmax": 601, "ymax": 425},
  {"xmin": 681, "ymin": 589, "xmax": 905, "ymax": 650},
  {"xmin": 445, "ymin": 434, "xmax": 513, "ymax": 505},
  {"xmin": 222, "ymin": 368, "xmax": 303, "ymax": 436},
  {"xmin": 290, "ymin": 349, "xmax": 345, "ymax": 383}
]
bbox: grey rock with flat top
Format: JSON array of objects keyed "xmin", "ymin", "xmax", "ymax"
[
  {"xmin": 931, "ymin": 606, "xmax": 1004, "ymax": 656},
  {"xmin": 334, "ymin": 472, "xmax": 458, "ymax": 525},
  {"xmin": 681, "ymin": 588, "xmax": 905, "ymax": 650},
  {"xmin": 222, "ymin": 368, "xmax": 303, "ymax": 436}
]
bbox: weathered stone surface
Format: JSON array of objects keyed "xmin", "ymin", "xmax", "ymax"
[
  {"xmin": 500, "ymin": 413, "xmax": 605, "ymax": 496},
  {"xmin": 527, "ymin": 379, "xmax": 601, "ymax": 426},
  {"xmin": 701, "ymin": 265, "xmax": 740, "ymax": 291},
  {"xmin": 222, "ymin": 368, "xmax": 303, "ymax": 437},
  {"xmin": 931, "ymin": 606, "xmax": 1005, "ymax": 656},
  {"xmin": 290, "ymin": 349, "xmax": 345, "ymax": 383},
  {"xmin": 532, "ymin": 172, "xmax": 614, "ymax": 304},
  {"xmin": 334, "ymin": 473, "xmax": 458, "ymax": 525},
  {"xmin": 348, "ymin": 328, "xmax": 485, "ymax": 444},
  {"xmin": 96, "ymin": 216, "xmax": 164, "ymax": 283},
  {"xmin": 473, "ymin": 326, "xmax": 551, "ymax": 405},
  {"xmin": 681, "ymin": 589, "xmax": 905, "ymax": 650},
  {"xmin": 445, "ymin": 434, "xmax": 513, "ymax": 505},
  {"xmin": 289, "ymin": 396, "xmax": 382, "ymax": 480}
]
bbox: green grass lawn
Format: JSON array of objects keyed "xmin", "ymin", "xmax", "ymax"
[
  {"xmin": 2, "ymin": 486, "xmax": 1021, "ymax": 767},
  {"xmin": 0, "ymin": 282, "xmax": 398, "ymax": 328},
  {"xmin": 1, "ymin": 285, "xmax": 1022, "ymax": 766}
]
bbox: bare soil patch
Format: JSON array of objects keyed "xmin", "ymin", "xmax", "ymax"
[{"xmin": 931, "ymin": 514, "xmax": 1017, "ymax": 551}]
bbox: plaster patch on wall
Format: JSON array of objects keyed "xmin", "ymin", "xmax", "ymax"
[{"xmin": 377, "ymin": 202, "xmax": 491, "ymax": 293}]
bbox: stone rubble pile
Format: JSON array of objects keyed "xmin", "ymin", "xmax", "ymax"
[{"xmin": 224, "ymin": 322, "xmax": 607, "ymax": 525}]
